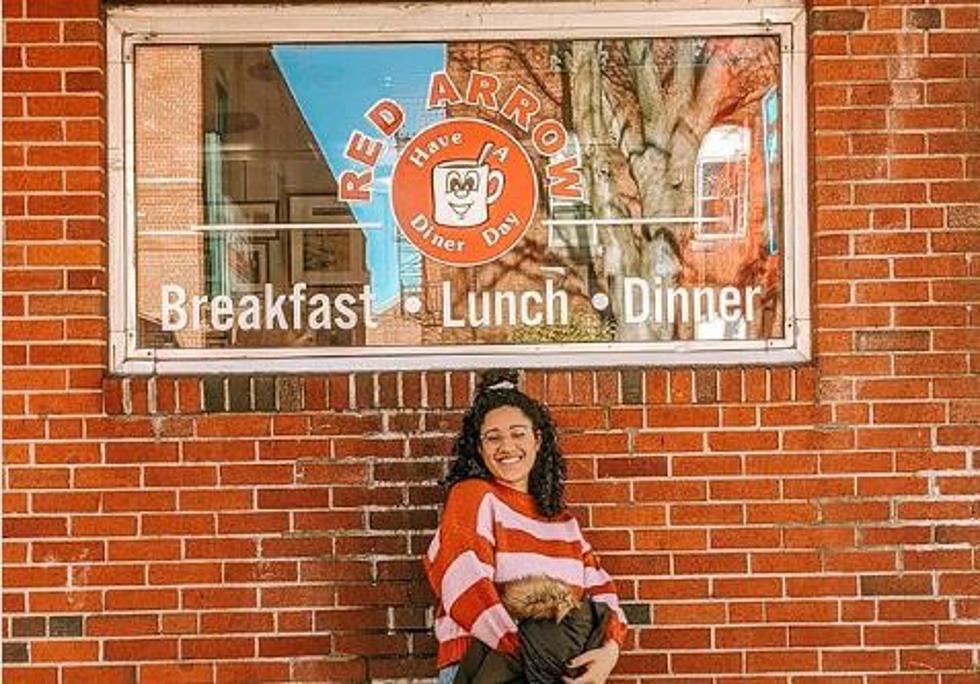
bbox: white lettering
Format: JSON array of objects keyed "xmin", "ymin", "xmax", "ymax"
[
  {"xmin": 544, "ymin": 279, "xmax": 569, "ymax": 325},
  {"xmin": 668, "ymin": 286, "xmax": 689, "ymax": 323},
  {"xmin": 211, "ymin": 295, "xmax": 235, "ymax": 331},
  {"xmin": 308, "ymin": 294, "xmax": 332, "ymax": 329},
  {"xmin": 693, "ymin": 287, "xmax": 715, "ymax": 325},
  {"xmin": 441, "ymin": 280, "xmax": 569, "ymax": 329},
  {"xmin": 443, "ymin": 282, "xmax": 464, "ymax": 328},
  {"xmin": 334, "ymin": 293, "xmax": 357, "ymax": 330},
  {"xmin": 624, "ymin": 277, "xmax": 649, "ymax": 324},
  {"xmin": 161, "ymin": 285, "xmax": 187, "ymax": 331},
  {"xmin": 264, "ymin": 284, "xmax": 288, "ymax": 329},
  {"xmin": 359, "ymin": 285, "xmax": 378, "ymax": 329},
  {"xmin": 239, "ymin": 295, "xmax": 261, "ymax": 330},
  {"xmin": 156, "ymin": 283, "xmax": 376, "ymax": 333},
  {"xmin": 290, "ymin": 283, "xmax": 307, "ymax": 330},
  {"xmin": 494, "ymin": 290, "xmax": 517, "ymax": 326},
  {"xmin": 191, "ymin": 295, "xmax": 207, "ymax": 330},
  {"xmin": 719, "ymin": 286, "xmax": 741, "ymax": 322},
  {"xmin": 481, "ymin": 212, "xmax": 520, "ymax": 246},
  {"xmin": 522, "ymin": 290, "xmax": 543, "ymax": 326}
]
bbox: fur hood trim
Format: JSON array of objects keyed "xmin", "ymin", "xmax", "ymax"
[{"xmin": 501, "ymin": 575, "xmax": 582, "ymax": 623}]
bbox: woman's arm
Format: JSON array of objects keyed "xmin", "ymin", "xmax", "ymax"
[
  {"xmin": 423, "ymin": 483, "xmax": 520, "ymax": 655},
  {"xmin": 564, "ymin": 527, "xmax": 627, "ymax": 683},
  {"xmin": 581, "ymin": 542, "xmax": 629, "ymax": 647}
]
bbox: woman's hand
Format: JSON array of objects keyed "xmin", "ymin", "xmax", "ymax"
[{"xmin": 562, "ymin": 639, "xmax": 620, "ymax": 684}]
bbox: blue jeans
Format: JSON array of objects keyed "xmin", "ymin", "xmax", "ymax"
[{"xmin": 438, "ymin": 664, "xmax": 460, "ymax": 684}]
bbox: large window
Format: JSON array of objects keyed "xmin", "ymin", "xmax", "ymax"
[{"xmin": 108, "ymin": 2, "xmax": 808, "ymax": 373}]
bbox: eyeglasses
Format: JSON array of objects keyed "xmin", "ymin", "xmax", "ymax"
[{"xmin": 480, "ymin": 426, "xmax": 536, "ymax": 450}]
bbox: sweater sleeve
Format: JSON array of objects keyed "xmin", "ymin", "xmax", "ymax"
[
  {"xmin": 580, "ymin": 536, "xmax": 629, "ymax": 648},
  {"xmin": 423, "ymin": 481, "xmax": 520, "ymax": 655}
]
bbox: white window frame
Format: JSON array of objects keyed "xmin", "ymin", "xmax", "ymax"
[{"xmin": 107, "ymin": 1, "xmax": 809, "ymax": 375}]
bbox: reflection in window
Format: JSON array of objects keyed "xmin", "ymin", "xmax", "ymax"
[
  {"xmin": 131, "ymin": 37, "xmax": 787, "ymax": 352},
  {"xmin": 695, "ymin": 125, "xmax": 750, "ymax": 240}
]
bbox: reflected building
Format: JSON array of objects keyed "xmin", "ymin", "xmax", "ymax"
[{"xmin": 135, "ymin": 46, "xmax": 369, "ymax": 350}]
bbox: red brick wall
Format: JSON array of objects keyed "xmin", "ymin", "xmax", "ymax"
[{"xmin": 3, "ymin": 1, "xmax": 979, "ymax": 683}]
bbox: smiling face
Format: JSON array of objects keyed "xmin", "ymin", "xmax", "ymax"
[
  {"xmin": 477, "ymin": 405, "xmax": 541, "ymax": 493},
  {"xmin": 446, "ymin": 169, "xmax": 479, "ymax": 218}
]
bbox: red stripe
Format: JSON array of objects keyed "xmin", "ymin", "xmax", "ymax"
[{"xmin": 448, "ymin": 577, "xmax": 504, "ymax": 627}]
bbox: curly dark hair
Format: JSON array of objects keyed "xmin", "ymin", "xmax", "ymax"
[{"xmin": 442, "ymin": 369, "xmax": 566, "ymax": 517}]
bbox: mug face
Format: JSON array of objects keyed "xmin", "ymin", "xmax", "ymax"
[{"xmin": 432, "ymin": 162, "xmax": 491, "ymax": 227}]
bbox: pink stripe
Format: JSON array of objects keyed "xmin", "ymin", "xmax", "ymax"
[
  {"xmin": 471, "ymin": 602, "xmax": 518, "ymax": 648},
  {"xmin": 585, "ymin": 566, "xmax": 612, "ymax": 588},
  {"xmin": 435, "ymin": 614, "xmax": 468, "ymax": 641},
  {"xmin": 492, "ymin": 498, "xmax": 583, "ymax": 543},
  {"xmin": 426, "ymin": 529, "xmax": 441, "ymax": 562},
  {"xmin": 496, "ymin": 552, "xmax": 585, "ymax": 585},
  {"xmin": 441, "ymin": 551, "xmax": 494, "ymax": 609},
  {"xmin": 476, "ymin": 494, "xmax": 495, "ymax": 543}
]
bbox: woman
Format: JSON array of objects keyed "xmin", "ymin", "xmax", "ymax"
[{"xmin": 424, "ymin": 370, "xmax": 627, "ymax": 684}]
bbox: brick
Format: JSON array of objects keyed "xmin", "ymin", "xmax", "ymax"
[
  {"xmin": 824, "ymin": 650, "xmax": 896, "ymax": 672},
  {"xmin": 183, "ymin": 440, "xmax": 255, "ymax": 462},
  {"xmin": 873, "ymin": 402, "xmax": 945, "ymax": 424},
  {"xmin": 70, "ymin": 564, "xmax": 144, "ymax": 586},
  {"xmin": 812, "ymin": 9, "xmax": 865, "ymax": 31},
  {"xmin": 906, "ymin": 8, "xmax": 941, "ymax": 30},
  {"xmin": 61, "ymin": 666, "xmax": 138, "ymax": 684},
  {"xmin": 936, "ymin": 475, "xmax": 980, "ymax": 495},
  {"xmin": 87, "ymin": 615, "xmax": 159, "ymax": 638},
  {"xmin": 32, "ymin": 640, "xmax": 99, "ymax": 662},
  {"xmin": 878, "ymin": 600, "xmax": 949, "ymax": 622},
  {"xmin": 904, "ymin": 549, "xmax": 972, "ymax": 571},
  {"xmin": 199, "ymin": 611, "xmax": 273, "ymax": 634},
  {"xmin": 103, "ymin": 588, "xmax": 178, "ymax": 612},
  {"xmin": 708, "ymin": 431, "xmax": 778, "ymax": 452},
  {"xmin": 929, "ymin": 32, "xmax": 980, "ymax": 54},
  {"xmin": 671, "ymin": 652, "xmax": 742, "ymax": 673},
  {"xmin": 857, "ymin": 476, "xmax": 927, "ymax": 497},
  {"xmin": 856, "ymin": 181, "xmax": 918, "ymax": 207},
  {"xmin": 107, "ymin": 540, "xmax": 181, "ymax": 562},
  {"xmin": 30, "ymin": 590, "xmax": 102, "ymax": 613},
  {"xmin": 183, "ymin": 587, "xmax": 256, "ymax": 610},
  {"xmin": 4, "ymin": 565, "xmax": 66, "ymax": 587},
  {"xmin": 11, "ymin": 616, "xmax": 46, "ymax": 637},
  {"xmin": 891, "ymin": 156, "xmax": 962, "ymax": 179},
  {"xmin": 932, "ymin": 180, "xmax": 980, "ymax": 203},
  {"xmin": 26, "ymin": 45, "xmax": 101, "ymax": 67},
  {"xmin": 140, "ymin": 664, "xmax": 213, "ymax": 684},
  {"xmin": 648, "ymin": 405, "xmax": 718, "ymax": 428}
]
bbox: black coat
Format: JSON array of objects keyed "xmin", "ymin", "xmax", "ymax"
[{"xmin": 453, "ymin": 598, "xmax": 612, "ymax": 684}]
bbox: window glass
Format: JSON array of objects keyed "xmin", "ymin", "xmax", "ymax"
[{"xmin": 132, "ymin": 36, "xmax": 785, "ymax": 352}]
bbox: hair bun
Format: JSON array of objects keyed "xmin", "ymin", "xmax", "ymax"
[{"xmin": 477, "ymin": 369, "xmax": 520, "ymax": 394}]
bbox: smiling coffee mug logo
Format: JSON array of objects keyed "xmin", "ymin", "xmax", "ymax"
[
  {"xmin": 391, "ymin": 118, "xmax": 537, "ymax": 267},
  {"xmin": 432, "ymin": 157, "xmax": 504, "ymax": 227}
]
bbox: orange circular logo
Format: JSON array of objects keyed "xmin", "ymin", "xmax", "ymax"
[{"xmin": 390, "ymin": 118, "xmax": 537, "ymax": 267}]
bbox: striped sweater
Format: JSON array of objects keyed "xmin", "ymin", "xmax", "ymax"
[{"xmin": 423, "ymin": 478, "xmax": 628, "ymax": 668}]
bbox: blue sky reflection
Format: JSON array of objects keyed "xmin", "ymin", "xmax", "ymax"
[{"xmin": 273, "ymin": 44, "xmax": 445, "ymax": 309}]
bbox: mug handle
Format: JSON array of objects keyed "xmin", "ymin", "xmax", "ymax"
[{"xmin": 486, "ymin": 170, "xmax": 505, "ymax": 205}]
